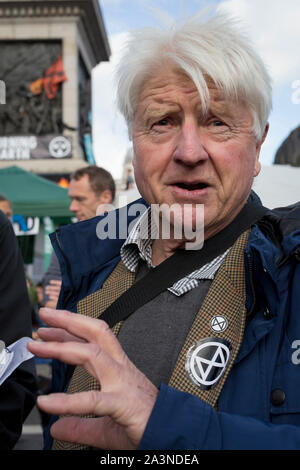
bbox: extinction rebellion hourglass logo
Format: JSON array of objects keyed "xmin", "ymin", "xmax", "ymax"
[{"xmin": 185, "ymin": 338, "xmax": 232, "ymax": 390}]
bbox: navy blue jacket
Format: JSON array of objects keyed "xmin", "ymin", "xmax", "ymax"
[{"xmin": 46, "ymin": 197, "xmax": 300, "ymax": 450}]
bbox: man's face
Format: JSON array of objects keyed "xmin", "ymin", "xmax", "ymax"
[
  {"xmin": 68, "ymin": 174, "xmax": 111, "ymax": 221},
  {"xmin": 132, "ymin": 66, "xmax": 266, "ymax": 240},
  {"xmin": 0, "ymin": 200, "xmax": 12, "ymax": 220}
]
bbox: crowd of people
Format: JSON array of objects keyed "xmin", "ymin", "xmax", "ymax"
[{"xmin": 1, "ymin": 11, "xmax": 300, "ymax": 451}]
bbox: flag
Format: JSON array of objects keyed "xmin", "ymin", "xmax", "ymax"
[
  {"xmin": 29, "ymin": 78, "xmax": 44, "ymax": 95},
  {"xmin": 43, "ymin": 55, "xmax": 67, "ymax": 100},
  {"xmin": 58, "ymin": 177, "xmax": 70, "ymax": 188}
]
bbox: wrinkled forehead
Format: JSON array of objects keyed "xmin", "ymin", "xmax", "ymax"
[{"xmin": 136, "ymin": 64, "xmax": 246, "ymax": 118}]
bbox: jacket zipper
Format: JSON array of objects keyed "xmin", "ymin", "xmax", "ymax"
[
  {"xmin": 246, "ymin": 252, "xmax": 257, "ymax": 318},
  {"xmin": 55, "ymin": 230, "xmax": 75, "ymax": 309}
]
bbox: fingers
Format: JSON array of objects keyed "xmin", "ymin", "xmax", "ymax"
[
  {"xmin": 49, "ymin": 280, "xmax": 62, "ymax": 286},
  {"xmin": 45, "ymin": 279, "xmax": 62, "ymax": 290},
  {"xmin": 37, "ymin": 327, "xmax": 84, "ymax": 344},
  {"xmin": 50, "ymin": 416, "xmax": 109, "ymax": 449},
  {"xmin": 45, "ymin": 283, "xmax": 61, "ymax": 292},
  {"xmin": 28, "ymin": 307, "xmax": 159, "ymax": 451},
  {"xmin": 38, "ymin": 390, "xmax": 113, "ymax": 416},
  {"xmin": 45, "ymin": 285, "xmax": 61, "ymax": 294},
  {"xmin": 28, "ymin": 338, "xmax": 90, "ymax": 362},
  {"xmin": 37, "ymin": 308, "xmax": 124, "ymax": 360},
  {"xmin": 50, "ymin": 416, "xmax": 133, "ymax": 450},
  {"xmin": 30, "ymin": 307, "xmax": 160, "ymax": 451},
  {"xmin": 32, "ymin": 331, "xmax": 41, "ymax": 341},
  {"xmin": 38, "ymin": 392, "xmax": 97, "ymax": 415},
  {"xmin": 45, "ymin": 280, "xmax": 62, "ymax": 299},
  {"xmin": 45, "ymin": 289, "xmax": 60, "ymax": 302},
  {"xmin": 38, "ymin": 394, "xmax": 137, "ymax": 449},
  {"xmin": 28, "ymin": 339, "xmax": 121, "ymax": 386}
]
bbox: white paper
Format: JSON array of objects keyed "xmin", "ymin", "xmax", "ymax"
[{"xmin": 0, "ymin": 337, "xmax": 34, "ymax": 386}]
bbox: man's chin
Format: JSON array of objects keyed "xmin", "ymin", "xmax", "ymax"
[{"xmin": 150, "ymin": 203, "xmax": 205, "ymax": 248}]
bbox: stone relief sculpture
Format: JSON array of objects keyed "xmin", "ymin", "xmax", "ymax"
[{"xmin": 0, "ymin": 41, "xmax": 64, "ymax": 136}]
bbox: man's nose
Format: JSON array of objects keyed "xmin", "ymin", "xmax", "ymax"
[
  {"xmin": 69, "ymin": 200, "xmax": 79, "ymax": 213},
  {"xmin": 172, "ymin": 121, "xmax": 209, "ymax": 166}
]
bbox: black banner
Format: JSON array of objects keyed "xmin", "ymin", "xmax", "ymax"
[{"xmin": 0, "ymin": 135, "xmax": 72, "ymax": 160}]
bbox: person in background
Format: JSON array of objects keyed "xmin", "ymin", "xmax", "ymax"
[
  {"xmin": 0, "ymin": 194, "xmax": 13, "ymax": 221},
  {"xmin": 125, "ymin": 168, "xmax": 134, "ymax": 190},
  {"xmin": 68, "ymin": 165, "xmax": 115, "ymax": 222},
  {"xmin": 42, "ymin": 165, "xmax": 116, "ymax": 309},
  {"xmin": 0, "ymin": 209, "xmax": 37, "ymax": 449},
  {"xmin": 0, "ymin": 196, "xmax": 51, "ymax": 432},
  {"xmin": 26, "ymin": 276, "xmax": 39, "ymax": 328},
  {"xmin": 0, "ymin": 195, "xmax": 40, "ymax": 330}
]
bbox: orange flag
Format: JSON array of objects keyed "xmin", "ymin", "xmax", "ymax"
[
  {"xmin": 43, "ymin": 55, "xmax": 67, "ymax": 100},
  {"xmin": 29, "ymin": 77, "xmax": 44, "ymax": 95},
  {"xmin": 58, "ymin": 177, "xmax": 70, "ymax": 188}
]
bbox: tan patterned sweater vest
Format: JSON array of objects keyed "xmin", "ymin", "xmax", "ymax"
[{"xmin": 52, "ymin": 229, "xmax": 249, "ymax": 450}]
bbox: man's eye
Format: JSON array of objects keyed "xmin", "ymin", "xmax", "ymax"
[
  {"xmin": 212, "ymin": 120, "xmax": 225, "ymax": 126},
  {"xmin": 155, "ymin": 118, "xmax": 170, "ymax": 126}
]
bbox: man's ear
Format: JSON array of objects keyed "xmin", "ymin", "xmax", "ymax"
[
  {"xmin": 98, "ymin": 189, "xmax": 113, "ymax": 204},
  {"xmin": 261, "ymin": 123, "xmax": 269, "ymax": 145},
  {"xmin": 256, "ymin": 123, "xmax": 269, "ymax": 153},
  {"xmin": 254, "ymin": 123, "xmax": 269, "ymax": 177}
]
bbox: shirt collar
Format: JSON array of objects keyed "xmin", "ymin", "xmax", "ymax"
[{"xmin": 120, "ymin": 207, "xmax": 230, "ymax": 296}]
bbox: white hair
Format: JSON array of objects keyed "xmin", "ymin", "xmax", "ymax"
[{"xmin": 115, "ymin": 12, "xmax": 272, "ymax": 141}]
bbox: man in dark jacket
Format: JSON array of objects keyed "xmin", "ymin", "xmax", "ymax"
[
  {"xmin": 0, "ymin": 210, "xmax": 37, "ymax": 449},
  {"xmin": 42, "ymin": 165, "xmax": 116, "ymax": 309},
  {"xmin": 28, "ymin": 12, "xmax": 300, "ymax": 450}
]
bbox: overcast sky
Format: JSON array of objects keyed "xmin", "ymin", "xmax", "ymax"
[{"xmin": 92, "ymin": 0, "xmax": 300, "ymax": 180}]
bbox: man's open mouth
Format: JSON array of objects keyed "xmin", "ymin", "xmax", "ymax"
[{"xmin": 174, "ymin": 182, "xmax": 209, "ymax": 191}]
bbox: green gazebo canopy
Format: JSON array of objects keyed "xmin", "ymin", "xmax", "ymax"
[{"xmin": 0, "ymin": 165, "xmax": 72, "ymax": 218}]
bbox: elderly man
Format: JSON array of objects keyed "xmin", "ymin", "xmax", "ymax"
[{"xmin": 29, "ymin": 13, "xmax": 300, "ymax": 450}]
